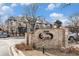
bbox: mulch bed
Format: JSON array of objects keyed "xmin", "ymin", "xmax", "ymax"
[
  {"xmin": 15, "ymin": 42, "xmax": 33, "ymax": 51},
  {"xmin": 45, "ymin": 48, "xmax": 79, "ymax": 56}
]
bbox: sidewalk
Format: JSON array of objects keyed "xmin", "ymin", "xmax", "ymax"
[{"xmin": 22, "ymin": 50, "xmax": 46, "ymax": 56}]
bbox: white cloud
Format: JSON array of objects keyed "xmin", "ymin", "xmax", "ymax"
[
  {"xmin": 49, "ymin": 13, "xmax": 69, "ymax": 26},
  {"xmin": 0, "ymin": 3, "xmax": 4, "ymax": 7},
  {"xmin": 60, "ymin": 17, "xmax": 69, "ymax": 26},
  {"xmin": 0, "ymin": 5, "xmax": 14, "ymax": 23},
  {"xmin": 46, "ymin": 3, "xmax": 61, "ymax": 10},
  {"xmin": 47, "ymin": 4, "xmax": 55, "ymax": 10},
  {"xmin": 1, "ymin": 15, "xmax": 9, "ymax": 23},
  {"xmin": 20, "ymin": 3, "xmax": 31, "ymax": 6},
  {"xmin": 55, "ymin": 3, "xmax": 61, "ymax": 8},
  {"xmin": 11, "ymin": 3, "xmax": 17, "ymax": 7},
  {"xmin": 1, "ymin": 6, "xmax": 13, "ymax": 15},
  {"xmin": 18, "ymin": 14, "xmax": 23, "ymax": 16},
  {"xmin": 50, "ymin": 13, "xmax": 63, "ymax": 18}
]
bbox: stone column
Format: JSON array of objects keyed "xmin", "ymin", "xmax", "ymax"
[
  {"xmin": 25, "ymin": 33, "xmax": 27, "ymax": 45},
  {"xmin": 25, "ymin": 33, "xmax": 32, "ymax": 46},
  {"xmin": 64, "ymin": 28, "xmax": 69, "ymax": 48}
]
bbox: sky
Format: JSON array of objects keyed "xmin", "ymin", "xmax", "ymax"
[{"xmin": 0, "ymin": 3, "xmax": 79, "ymax": 26}]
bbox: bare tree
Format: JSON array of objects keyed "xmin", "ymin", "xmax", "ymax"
[
  {"xmin": 68, "ymin": 13, "xmax": 79, "ymax": 27},
  {"xmin": 23, "ymin": 4, "xmax": 40, "ymax": 32},
  {"xmin": 22, "ymin": 4, "xmax": 40, "ymax": 45}
]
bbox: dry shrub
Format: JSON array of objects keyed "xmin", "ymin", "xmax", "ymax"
[
  {"xmin": 15, "ymin": 42, "xmax": 33, "ymax": 51},
  {"xmin": 65, "ymin": 46, "xmax": 79, "ymax": 54},
  {"xmin": 71, "ymin": 46, "xmax": 79, "ymax": 54}
]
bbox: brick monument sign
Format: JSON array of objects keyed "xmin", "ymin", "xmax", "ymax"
[{"xmin": 25, "ymin": 28, "xmax": 69, "ymax": 49}]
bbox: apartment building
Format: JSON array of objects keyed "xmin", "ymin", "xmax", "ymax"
[{"xmin": 5, "ymin": 16, "xmax": 51, "ymax": 36}]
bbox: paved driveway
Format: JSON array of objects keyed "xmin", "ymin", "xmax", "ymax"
[
  {"xmin": 0, "ymin": 37, "xmax": 24, "ymax": 56},
  {"xmin": 0, "ymin": 41, "xmax": 9, "ymax": 56}
]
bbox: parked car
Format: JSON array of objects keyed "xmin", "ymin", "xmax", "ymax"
[
  {"xmin": 0, "ymin": 31, "xmax": 10, "ymax": 38},
  {"xmin": 68, "ymin": 32, "xmax": 79, "ymax": 42}
]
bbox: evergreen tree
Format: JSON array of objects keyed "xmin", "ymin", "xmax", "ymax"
[{"xmin": 54, "ymin": 20, "xmax": 62, "ymax": 28}]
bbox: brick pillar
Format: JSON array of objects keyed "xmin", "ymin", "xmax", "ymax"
[
  {"xmin": 25, "ymin": 33, "xmax": 32, "ymax": 46},
  {"xmin": 64, "ymin": 28, "xmax": 69, "ymax": 48}
]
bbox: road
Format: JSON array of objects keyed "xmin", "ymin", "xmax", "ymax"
[{"xmin": 0, "ymin": 37, "xmax": 25, "ymax": 56}]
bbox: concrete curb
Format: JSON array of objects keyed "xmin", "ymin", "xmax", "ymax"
[
  {"xmin": 45, "ymin": 52, "xmax": 55, "ymax": 56},
  {"xmin": 9, "ymin": 46, "xmax": 25, "ymax": 56},
  {"xmin": 9, "ymin": 45, "xmax": 55, "ymax": 56}
]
